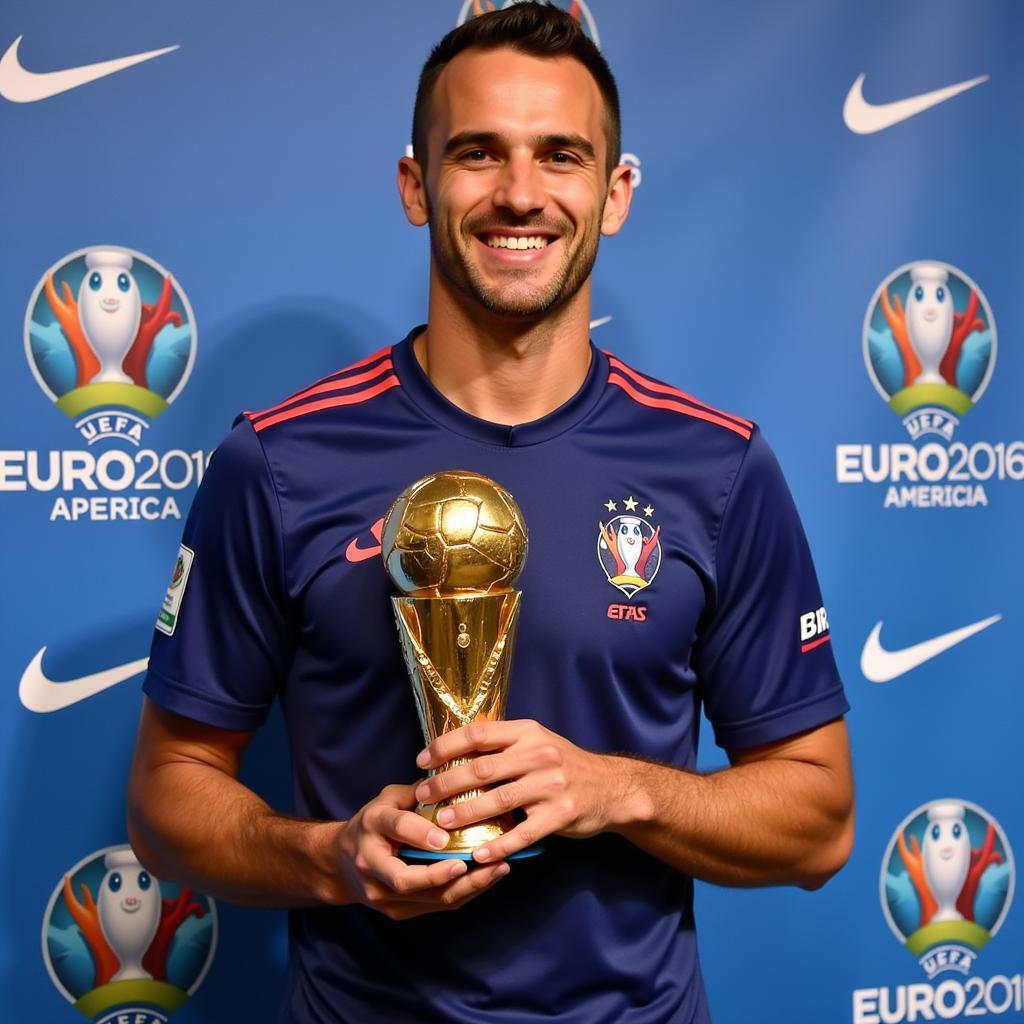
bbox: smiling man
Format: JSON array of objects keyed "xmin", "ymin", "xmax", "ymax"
[{"xmin": 128, "ymin": 5, "xmax": 853, "ymax": 1023}]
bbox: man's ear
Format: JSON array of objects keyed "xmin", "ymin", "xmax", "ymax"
[
  {"xmin": 398, "ymin": 156, "xmax": 429, "ymax": 227},
  {"xmin": 600, "ymin": 162, "xmax": 634, "ymax": 237}
]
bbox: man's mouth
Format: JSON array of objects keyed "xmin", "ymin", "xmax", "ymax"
[{"xmin": 485, "ymin": 235, "xmax": 550, "ymax": 250}]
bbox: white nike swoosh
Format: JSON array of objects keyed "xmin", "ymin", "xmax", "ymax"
[
  {"xmin": 589, "ymin": 316, "xmax": 612, "ymax": 330},
  {"xmin": 0, "ymin": 35, "xmax": 178, "ymax": 103},
  {"xmin": 19, "ymin": 647, "xmax": 149, "ymax": 712},
  {"xmin": 860, "ymin": 614, "xmax": 1001, "ymax": 683},
  {"xmin": 843, "ymin": 73, "xmax": 989, "ymax": 134}
]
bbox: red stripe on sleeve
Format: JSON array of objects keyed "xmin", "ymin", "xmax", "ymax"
[
  {"xmin": 608, "ymin": 373, "xmax": 752, "ymax": 439},
  {"xmin": 800, "ymin": 634, "xmax": 831, "ymax": 654},
  {"xmin": 249, "ymin": 359, "xmax": 393, "ymax": 424},
  {"xmin": 251, "ymin": 375, "xmax": 401, "ymax": 432},
  {"xmin": 606, "ymin": 355, "xmax": 753, "ymax": 430}
]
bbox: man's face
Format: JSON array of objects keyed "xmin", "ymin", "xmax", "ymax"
[{"xmin": 418, "ymin": 47, "xmax": 617, "ymax": 319}]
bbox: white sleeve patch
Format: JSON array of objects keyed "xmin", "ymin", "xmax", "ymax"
[{"xmin": 156, "ymin": 544, "xmax": 195, "ymax": 636}]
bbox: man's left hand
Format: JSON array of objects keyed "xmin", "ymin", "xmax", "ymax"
[{"xmin": 414, "ymin": 720, "xmax": 640, "ymax": 863}]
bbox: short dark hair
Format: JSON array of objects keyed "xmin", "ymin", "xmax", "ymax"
[{"xmin": 412, "ymin": 2, "xmax": 621, "ymax": 179}]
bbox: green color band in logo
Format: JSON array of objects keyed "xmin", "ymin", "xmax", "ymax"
[
  {"xmin": 905, "ymin": 919, "xmax": 991, "ymax": 957},
  {"xmin": 74, "ymin": 979, "xmax": 186, "ymax": 1018},
  {"xmin": 56, "ymin": 383, "xmax": 170, "ymax": 420},
  {"xmin": 889, "ymin": 384, "xmax": 973, "ymax": 417}
]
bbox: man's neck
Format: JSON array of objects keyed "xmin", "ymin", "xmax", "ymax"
[{"xmin": 415, "ymin": 273, "xmax": 593, "ymax": 427}]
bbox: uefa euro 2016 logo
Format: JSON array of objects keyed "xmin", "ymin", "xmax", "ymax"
[
  {"xmin": 24, "ymin": 246, "xmax": 197, "ymax": 445},
  {"xmin": 42, "ymin": 845, "xmax": 217, "ymax": 1024},
  {"xmin": 457, "ymin": 0, "xmax": 600, "ymax": 45},
  {"xmin": 881, "ymin": 800, "xmax": 1013, "ymax": 979},
  {"xmin": 863, "ymin": 261, "xmax": 996, "ymax": 442}
]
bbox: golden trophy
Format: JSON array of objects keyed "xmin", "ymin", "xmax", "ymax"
[{"xmin": 381, "ymin": 470, "xmax": 540, "ymax": 861}]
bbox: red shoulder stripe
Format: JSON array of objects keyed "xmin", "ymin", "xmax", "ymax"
[
  {"xmin": 249, "ymin": 359, "xmax": 393, "ymax": 424},
  {"xmin": 251, "ymin": 375, "xmax": 401, "ymax": 433},
  {"xmin": 247, "ymin": 347, "xmax": 392, "ymax": 423},
  {"xmin": 608, "ymin": 373, "xmax": 752, "ymax": 440},
  {"xmin": 606, "ymin": 355, "xmax": 753, "ymax": 430}
]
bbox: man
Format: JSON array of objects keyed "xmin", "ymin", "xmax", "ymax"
[{"xmin": 128, "ymin": 5, "xmax": 854, "ymax": 1023}]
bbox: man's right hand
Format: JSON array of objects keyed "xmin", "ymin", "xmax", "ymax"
[{"xmin": 336, "ymin": 783, "xmax": 509, "ymax": 920}]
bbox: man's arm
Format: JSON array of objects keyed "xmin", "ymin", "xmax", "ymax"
[
  {"xmin": 127, "ymin": 698, "xmax": 511, "ymax": 918},
  {"xmin": 411, "ymin": 716, "xmax": 854, "ymax": 889}
]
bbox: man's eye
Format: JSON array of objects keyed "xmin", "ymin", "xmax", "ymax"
[
  {"xmin": 549, "ymin": 152, "xmax": 577, "ymax": 164},
  {"xmin": 463, "ymin": 149, "xmax": 490, "ymax": 162}
]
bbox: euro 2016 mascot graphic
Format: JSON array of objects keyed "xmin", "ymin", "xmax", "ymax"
[
  {"xmin": 598, "ymin": 499, "xmax": 662, "ymax": 599},
  {"xmin": 42, "ymin": 845, "xmax": 217, "ymax": 1023},
  {"xmin": 864, "ymin": 261, "xmax": 995, "ymax": 441},
  {"xmin": 881, "ymin": 800, "xmax": 1013, "ymax": 979},
  {"xmin": 25, "ymin": 246, "xmax": 196, "ymax": 445}
]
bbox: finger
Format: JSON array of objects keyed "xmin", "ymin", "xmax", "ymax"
[
  {"xmin": 415, "ymin": 743, "xmax": 561, "ymax": 805},
  {"xmin": 417, "ymin": 719, "xmax": 540, "ymax": 770},
  {"xmin": 406, "ymin": 860, "xmax": 511, "ymax": 909},
  {"xmin": 378, "ymin": 862, "xmax": 511, "ymax": 919},
  {"xmin": 373, "ymin": 805, "xmax": 451, "ymax": 854},
  {"xmin": 432, "ymin": 781, "xmax": 531, "ymax": 830},
  {"xmin": 376, "ymin": 856, "xmax": 470, "ymax": 897},
  {"xmin": 373, "ymin": 782, "xmax": 419, "ymax": 810},
  {"xmin": 472, "ymin": 814, "xmax": 553, "ymax": 864}
]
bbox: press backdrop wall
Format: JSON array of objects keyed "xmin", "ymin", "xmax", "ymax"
[{"xmin": 2, "ymin": 2, "xmax": 1021, "ymax": 1022}]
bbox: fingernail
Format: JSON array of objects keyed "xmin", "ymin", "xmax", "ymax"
[
  {"xmin": 449, "ymin": 861, "xmax": 467, "ymax": 878},
  {"xmin": 416, "ymin": 749, "xmax": 431, "ymax": 768},
  {"xmin": 429, "ymin": 829, "xmax": 449, "ymax": 850},
  {"xmin": 436, "ymin": 808, "xmax": 455, "ymax": 827},
  {"xmin": 415, "ymin": 784, "xmax": 430, "ymax": 802},
  {"xmin": 475, "ymin": 846, "xmax": 492, "ymax": 863},
  {"xmin": 495, "ymin": 864, "xmax": 510, "ymax": 878}
]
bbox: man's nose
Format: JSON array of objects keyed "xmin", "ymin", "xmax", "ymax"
[{"xmin": 492, "ymin": 154, "xmax": 545, "ymax": 216}]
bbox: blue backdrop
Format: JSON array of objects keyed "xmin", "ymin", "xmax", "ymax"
[{"xmin": 2, "ymin": 2, "xmax": 1021, "ymax": 1022}]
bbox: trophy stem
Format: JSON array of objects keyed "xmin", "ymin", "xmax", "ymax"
[{"xmin": 391, "ymin": 591, "xmax": 540, "ymax": 860}]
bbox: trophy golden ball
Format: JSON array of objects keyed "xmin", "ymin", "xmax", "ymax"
[{"xmin": 382, "ymin": 471, "xmax": 527, "ymax": 596}]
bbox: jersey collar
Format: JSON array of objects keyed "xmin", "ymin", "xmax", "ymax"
[{"xmin": 391, "ymin": 326, "xmax": 609, "ymax": 448}]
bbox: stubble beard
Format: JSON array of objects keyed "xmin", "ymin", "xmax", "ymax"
[{"xmin": 429, "ymin": 212, "xmax": 601, "ymax": 319}]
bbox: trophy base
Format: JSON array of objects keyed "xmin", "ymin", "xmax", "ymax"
[{"xmin": 399, "ymin": 844, "xmax": 544, "ymax": 862}]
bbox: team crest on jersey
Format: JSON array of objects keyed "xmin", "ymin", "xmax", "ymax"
[{"xmin": 597, "ymin": 496, "xmax": 661, "ymax": 599}]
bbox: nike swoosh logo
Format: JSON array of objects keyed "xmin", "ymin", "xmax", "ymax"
[
  {"xmin": 589, "ymin": 316, "xmax": 612, "ymax": 330},
  {"xmin": 0, "ymin": 35, "xmax": 178, "ymax": 103},
  {"xmin": 843, "ymin": 73, "xmax": 989, "ymax": 134},
  {"xmin": 345, "ymin": 517, "xmax": 385, "ymax": 563},
  {"xmin": 19, "ymin": 647, "xmax": 149, "ymax": 712},
  {"xmin": 860, "ymin": 614, "xmax": 1001, "ymax": 683}
]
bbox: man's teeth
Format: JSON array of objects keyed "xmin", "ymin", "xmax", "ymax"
[{"xmin": 486, "ymin": 236, "xmax": 549, "ymax": 250}]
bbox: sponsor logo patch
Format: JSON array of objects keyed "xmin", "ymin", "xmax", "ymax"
[{"xmin": 156, "ymin": 545, "xmax": 194, "ymax": 636}]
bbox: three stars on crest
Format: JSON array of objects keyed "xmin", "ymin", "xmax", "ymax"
[{"xmin": 604, "ymin": 496, "xmax": 655, "ymax": 516}]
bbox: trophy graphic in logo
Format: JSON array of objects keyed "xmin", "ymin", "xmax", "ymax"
[
  {"xmin": 863, "ymin": 261, "xmax": 996, "ymax": 441},
  {"xmin": 881, "ymin": 799, "xmax": 1013, "ymax": 979},
  {"xmin": 598, "ymin": 497, "xmax": 662, "ymax": 599},
  {"xmin": 382, "ymin": 470, "xmax": 540, "ymax": 860},
  {"xmin": 25, "ymin": 245, "xmax": 197, "ymax": 444},
  {"xmin": 42, "ymin": 844, "xmax": 217, "ymax": 1023}
]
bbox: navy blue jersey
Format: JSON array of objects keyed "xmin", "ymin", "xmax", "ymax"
[{"xmin": 144, "ymin": 328, "xmax": 848, "ymax": 1024}]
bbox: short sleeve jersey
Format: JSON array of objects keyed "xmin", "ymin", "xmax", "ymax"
[{"xmin": 144, "ymin": 329, "xmax": 848, "ymax": 1024}]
